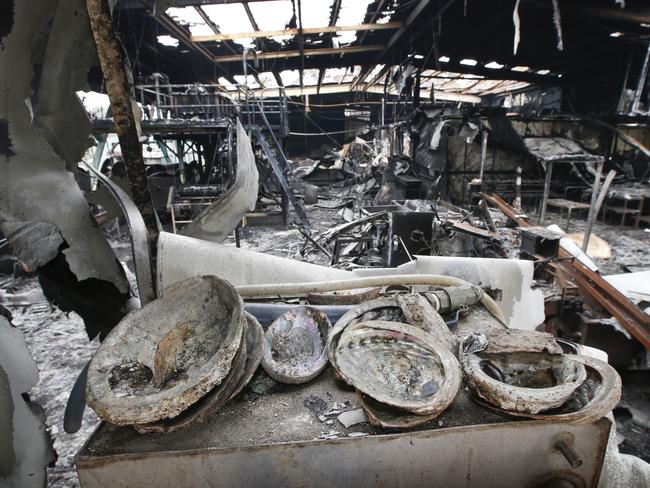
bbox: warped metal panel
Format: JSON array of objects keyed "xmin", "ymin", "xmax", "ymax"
[
  {"xmin": 157, "ymin": 231, "xmax": 350, "ymax": 290},
  {"xmin": 180, "ymin": 120, "xmax": 259, "ymax": 242},
  {"xmin": 76, "ymin": 408, "xmax": 610, "ymax": 488}
]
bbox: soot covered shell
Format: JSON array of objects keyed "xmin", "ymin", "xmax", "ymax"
[
  {"xmin": 473, "ymin": 354, "xmax": 621, "ymax": 423},
  {"xmin": 86, "ymin": 275, "xmax": 244, "ymax": 426},
  {"xmin": 262, "ymin": 306, "xmax": 331, "ymax": 384},
  {"xmin": 134, "ymin": 312, "xmax": 264, "ymax": 434},
  {"xmin": 462, "ymin": 351, "xmax": 587, "ymax": 414},
  {"xmin": 327, "ymin": 293, "xmax": 456, "ymax": 366}
]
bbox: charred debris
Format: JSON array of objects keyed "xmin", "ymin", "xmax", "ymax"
[{"xmin": 2, "ymin": 0, "xmax": 650, "ymax": 487}]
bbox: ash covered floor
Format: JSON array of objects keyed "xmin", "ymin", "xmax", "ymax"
[{"xmin": 2, "ymin": 206, "xmax": 650, "ymax": 487}]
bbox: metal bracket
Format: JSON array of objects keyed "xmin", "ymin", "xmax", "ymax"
[{"xmin": 82, "ymin": 162, "xmax": 156, "ymax": 305}]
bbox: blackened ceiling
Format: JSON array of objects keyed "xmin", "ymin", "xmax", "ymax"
[{"xmin": 104, "ymin": 0, "xmax": 649, "ymax": 113}]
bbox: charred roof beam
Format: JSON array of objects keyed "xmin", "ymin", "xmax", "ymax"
[
  {"xmin": 235, "ymin": 1, "xmax": 283, "ymax": 87},
  {"xmin": 190, "ymin": 23, "xmax": 402, "ymax": 42},
  {"xmin": 357, "ymin": 0, "xmax": 389, "ymax": 46},
  {"xmin": 168, "ymin": 0, "xmax": 281, "ymax": 5},
  {"xmin": 213, "ymin": 45, "xmax": 384, "ymax": 63},
  {"xmin": 317, "ymin": 0, "xmax": 342, "ymax": 95},
  {"xmin": 329, "ymin": 0, "xmax": 342, "ymax": 27},
  {"xmin": 297, "ymin": 0, "xmax": 304, "ymax": 88},
  {"xmin": 154, "ymin": 9, "xmax": 238, "ymax": 84},
  {"xmin": 240, "ymin": 1, "xmax": 267, "ymax": 88},
  {"xmin": 518, "ymin": 0, "xmax": 650, "ymax": 26},
  {"xmin": 194, "ymin": 4, "xmax": 263, "ymax": 88},
  {"xmin": 316, "ymin": 68, "xmax": 325, "ymax": 94},
  {"xmin": 422, "ymin": 60, "xmax": 558, "ymax": 84},
  {"xmin": 352, "ymin": 0, "xmax": 459, "ymax": 90}
]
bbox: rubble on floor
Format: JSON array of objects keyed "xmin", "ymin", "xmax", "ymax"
[{"xmin": 3, "ymin": 184, "xmax": 650, "ymax": 486}]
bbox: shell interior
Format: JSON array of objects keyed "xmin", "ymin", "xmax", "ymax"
[
  {"xmin": 86, "ymin": 275, "xmax": 244, "ymax": 425},
  {"xmin": 462, "ymin": 350, "xmax": 588, "ymax": 414},
  {"xmin": 133, "ymin": 312, "xmax": 265, "ymax": 434},
  {"xmin": 477, "ymin": 352, "xmax": 586, "ymax": 388},
  {"xmin": 334, "ymin": 320, "xmax": 460, "ymax": 414},
  {"xmin": 262, "ymin": 306, "xmax": 331, "ymax": 384},
  {"xmin": 338, "ymin": 327, "xmax": 443, "ymax": 405}
]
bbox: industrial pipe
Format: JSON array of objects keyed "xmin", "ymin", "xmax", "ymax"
[{"xmin": 236, "ymin": 274, "xmax": 506, "ymax": 324}]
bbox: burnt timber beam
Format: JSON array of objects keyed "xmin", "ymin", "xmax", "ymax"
[
  {"xmin": 241, "ymin": 1, "xmax": 267, "ymax": 88},
  {"xmin": 297, "ymin": 0, "xmax": 304, "ymax": 88},
  {"xmin": 213, "ymin": 44, "xmax": 384, "ymax": 63},
  {"xmin": 516, "ymin": 0, "xmax": 650, "ymax": 26},
  {"xmin": 250, "ymin": 82, "xmax": 481, "ymax": 103},
  {"xmin": 357, "ymin": 0, "xmax": 389, "ymax": 45},
  {"xmin": 196, "ymin": 4, "xmax": 264, "ymax": 87},
  {"xmin": 191, "ymin": 22, "xmax": 402, "ymax": 42},
  {"xmin": 194, "ymin": 5, "xmax": 219, "ymax": 33},
  {"xmin": 194, "ymin": 6, "xmax": 241, "ymax": 61},
  {"xmin": 352, "ymin": 0, "xmax": 459, "ymax": 90},
  {"xmin": 564, "ymin": 260, "xmax": 650, "ymax": 349},
  {"xmin": 483, "ymin": 194, "xmax": 532, "ymax": 227},
  {"xmin": 155, "ymin": 10, "xmax": 237, "ymax": 84},
  {"xmin": 85, "ymin": 0, "xmax": 159, "ymax": 253},
  {"xmin": 318, "ymin": 0, "xmax": 341, "ymax": 93},
  {"xmin": 242, "ymin": 1, "xmax": 259, "ymax": 30},
  {"xmin": 351, "ymin": 0, "xmax": 439, "ymax": 89},
  {"xmin": 316, "ymin": 68, "xmax": 325, "ymax": 94},
  {"xmin": 170, "ymin": 0, "xmax": 650, "ymax": 24},
  {"xmin": 170, "ymin": 0, "xmax": 280, "ymax": 5},
  {"xmin": 329, "ymin": 0, "xmax": 342, "ymax": 27},
  {"xmin": 384, "ymin": 0, "xmax": 442, "ymax": 54}
]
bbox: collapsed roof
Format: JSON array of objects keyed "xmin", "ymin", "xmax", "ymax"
[{"xmin": 108, "ymin": 0, "xmax": 650, "ymax": 110}]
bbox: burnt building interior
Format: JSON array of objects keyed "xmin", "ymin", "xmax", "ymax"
[{"xmin": 2, "ymin": 0, "xmax": 650, "ymax": 487}]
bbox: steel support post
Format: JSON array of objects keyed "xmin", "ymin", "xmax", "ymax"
[{"xmin": 85, "ymin": 0, "xmax": 159, "ymax": 258}]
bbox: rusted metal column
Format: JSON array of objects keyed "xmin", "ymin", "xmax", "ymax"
[
  {"xmin": 632, "ymin": 43, "xmax": 650, "ymax": 114},
  {"xmin": 538, "ymin": 160, "xmax": 554, "ymax": 225},
  {"xmin": 583, "ymin": 169, "xmax": 616, "ymax": 253},
  {"xmin": 85, "ymin": 0, "xmax": 159, "ymax": 252},
  {"xmin": 582, "ymin": 160, "xmax": 603, "ymax": 252}
]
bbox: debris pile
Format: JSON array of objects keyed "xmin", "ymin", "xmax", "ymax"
[
  {"xmin": 84, "ymin": 272, "xmax": 623, "ymax": 437},
  {"xmin": 481, "ymin": 192, "xmax": 650, "ymax": 359},
  {"xmin": 289, "ymin": 198, "xmax": 513, "ymax": 270}
]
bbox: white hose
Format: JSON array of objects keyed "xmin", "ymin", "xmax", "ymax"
[{"xmin": 236, "ymin": 274, "xmax": 507, "ymax": 324}]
